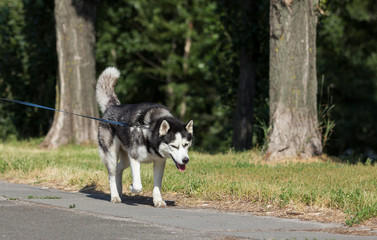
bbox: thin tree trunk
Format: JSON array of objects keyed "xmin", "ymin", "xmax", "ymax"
[
  {"xmin": 183, "ymin": 21, "xmax": 192, "ymax": 74},
  {"xmin": 266, "ymin": 0, "xmax": 322, "ymax": 160},
  {"xmin": 232, "ymin": 0, "xmax": 256, "ymax": 151},
  {"xmin": 180, "ymin": 21, "xmax": 193, "ymax": 119},
  {"xmin": 165, "ymin": 40, "xmax": 177, "ymax": 111},
  {"xmin": 42, "ymin": 0, "xmax": 98, "ymax": 148},
  {"xmin": 232, "ymin": 51, "xmax": 256, "ymax": 151}
]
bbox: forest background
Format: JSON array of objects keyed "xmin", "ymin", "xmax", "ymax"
[{"xmin": 0, "ymin": 0, "xmax": 376, "ymax": 160}]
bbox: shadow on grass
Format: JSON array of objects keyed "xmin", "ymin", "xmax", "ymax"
[{"xmin": 79, "ymin": 184, "xmax": 176, "ymax": 207}]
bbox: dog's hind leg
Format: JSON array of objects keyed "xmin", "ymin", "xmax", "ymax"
[
  {"xmin": 153, "ymin": 159, "xmax": 167, "ymax": 207},
  {"xmin": 116, "ymin": 149, "xmax": 130, "ymax": 198},
  {"xmin": 100, "ymin": 139, "xmax": 122, "ymax": 203}
]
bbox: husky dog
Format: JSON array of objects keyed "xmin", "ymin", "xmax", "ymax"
[{"xmin": 96, "ymin": 67, "xmax": 193, "ymax": 207}]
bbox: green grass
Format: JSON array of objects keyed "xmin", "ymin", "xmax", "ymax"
[
  {"xmin": 1, "ymin": 140, "xmax": 377, "ymax": 226},
  {"xmin": 27, "ymin": 195, "xmax": 62, "ymax": 199}
]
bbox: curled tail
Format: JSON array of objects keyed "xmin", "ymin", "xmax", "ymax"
[{"xmin": 96, "ymin": 67, "xmax": 121, "ymax": 113}]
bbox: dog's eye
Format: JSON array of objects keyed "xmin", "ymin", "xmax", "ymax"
[
  {"xmin": 183, "ymin": 143, "xmax": 189, "ymax": 147},
  {"xmin": 170, "ymin": 145, "xmax": 178, "ymax": 149}
]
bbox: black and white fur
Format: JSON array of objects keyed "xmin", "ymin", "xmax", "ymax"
[{"xmin": 96, "ymin": 67, "xmax": 193, "ymax": 207}]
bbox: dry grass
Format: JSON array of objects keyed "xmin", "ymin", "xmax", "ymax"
[{"xmin": 1, "ymin": 140, "xmax": 377, "ymax": 226}]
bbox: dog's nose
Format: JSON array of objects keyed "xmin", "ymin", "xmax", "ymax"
[{"xmin": 182, "ymin": 157, "xmax": 189, "ymax": 164}]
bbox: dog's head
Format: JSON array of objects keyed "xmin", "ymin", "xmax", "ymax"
[{"xmin": 158, "ymin": 119, "xmax": 193, "ymax": 171}]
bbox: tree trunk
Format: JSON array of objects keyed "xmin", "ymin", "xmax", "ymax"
[
  {"xmin": 232, "ymin": 0, "xmax": 256, "ymax": 151},
  {"xmin": 41, "ymin": 0, "xmax": 98, "ymax": 148},
  {"xmin": 232, "ymin": 50, "xmax": 256, "ymax": 151},
  {"xmin": 179, "ymin": 21, "xmax": 193, "ymax": 119},
  {"xmin": 266, "ymin": 0, "xmax": 322, "ymax": 160}
]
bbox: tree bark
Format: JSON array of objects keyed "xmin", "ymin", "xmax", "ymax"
[
  {"xmin": 41, "ymin": 0, "xmax": 98, "ymax": 148},
  {"xmin": 266, "ymin": 0, "xmax": 322, "ymax": 160},
  {"xmin": 232, "ymin": 0, "xmax": 256, "ymax": 151}
]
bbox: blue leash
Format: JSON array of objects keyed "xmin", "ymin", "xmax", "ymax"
[{"xmin": 0, "ymin": 98, "xmax": 130, "ymax": 127}]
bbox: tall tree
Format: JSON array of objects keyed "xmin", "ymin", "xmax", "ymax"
[
  {"xmin": 42, "ymin": 0, "xmax": 98, "ymax": 148},
  {"xmin": 231, "ymin": 1, "xmax": 255, "ymax": 151},
  {"xmin": 217, "ymin": 1, "xmax": 266, "ymax": 151},
  {"xmin": 267, "ymin": 0, "xmax": 322, "ymax": 160},
  {"xmin": 215, "ymin": 0, "xmax": 269, "ymax": 151}
]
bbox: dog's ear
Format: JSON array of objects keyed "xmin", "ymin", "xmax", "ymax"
[
  {"xmin": 185, "ymin": 120, "xmax": 193, "ymax": 134},
  {"xmin": 159, "ymin": 120, "xmax": 170, "ymax": 136}
]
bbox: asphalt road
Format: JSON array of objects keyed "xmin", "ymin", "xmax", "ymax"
[{"xmin": 1, "ymin": 181, "xmax": 376, "ymax": 240}]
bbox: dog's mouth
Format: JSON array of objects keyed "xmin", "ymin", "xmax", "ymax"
[{"xmin": 170, "ymin": 155, "xmax": 186, "ymax": 172}]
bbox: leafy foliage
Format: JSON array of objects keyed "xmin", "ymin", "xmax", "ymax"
[
  {"xmin": 96, "ymin": 0, "xmax": 226, "ymax": 151},
  {"xmin": 317, "ymin": 0, "xmax": 377, "ymax": 157},
  {"xmin": 0, "ymin": 0, "xmax": 56, "ymax": 139}
]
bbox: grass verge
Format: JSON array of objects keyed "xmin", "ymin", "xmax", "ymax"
[{"xmin": 0, "ymin": 140, "xmax": 377, "ymax": 226}]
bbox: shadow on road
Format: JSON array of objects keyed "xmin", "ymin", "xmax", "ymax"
[{"xmin": 79, "ymin": 184, "xmax": 176, "ymax": 207}]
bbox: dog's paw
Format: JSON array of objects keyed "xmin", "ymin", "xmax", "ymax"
[
  {"xmin": 111, "ymin": 196, "xmax": 122, "ymax": 203},
  {"xmin": 130, "ymin": 184, "xmax": 142, "ymax": 194},
  {"xmin": 153, "ymin": 200, "xmax": 167, "ymax": 208},
  {"xmin": 130, "ymin": 185, "xmax": 142, "ymax": 193}
]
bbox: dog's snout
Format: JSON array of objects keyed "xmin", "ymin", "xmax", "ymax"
[{"xmin": 182, "ymin": 157, "xmax": 189, "ymax": 164}]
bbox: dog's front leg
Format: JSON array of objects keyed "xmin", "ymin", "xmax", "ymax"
[
  {"xmin": 153, "ymin": 159, "xmax": 166, "ymax": 207},
  {"xmin": 129, "ymin": 158, "xmax": 143, "ymax": 193}
]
